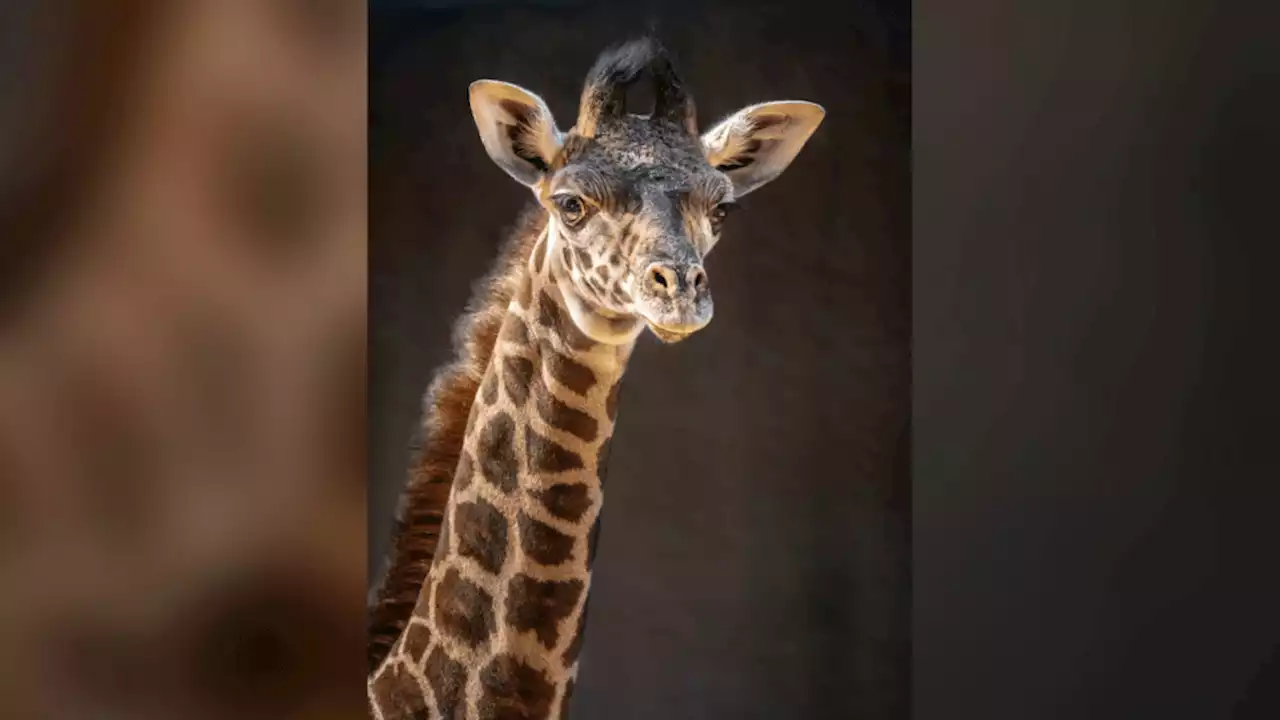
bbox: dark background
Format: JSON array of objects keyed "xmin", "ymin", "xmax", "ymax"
[
  {"xmin": 369, "ymin": 0, "xmax": 910, "ymax": 718},
  {"xmin": 916, "ymin": 2, "xmax": 1280, "ymax": 718}
]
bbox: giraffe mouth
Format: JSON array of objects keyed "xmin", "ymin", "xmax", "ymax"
[{"xmin": 645, "ymin": 320, "xmax": 705, "ymax": 343}]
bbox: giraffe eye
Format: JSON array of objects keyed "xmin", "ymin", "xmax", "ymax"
[
  {"xmin": 552, "ymin": 194, "xmax": 589, "ymax": 227},
  {"xmin": 710, "ymin": 202, "xmax": 737, "ymax": 228}
]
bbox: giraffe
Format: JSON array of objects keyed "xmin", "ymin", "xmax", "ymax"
[{"xmin": 368, "ymin": 37, "xmax": 824, "ymax": 719}]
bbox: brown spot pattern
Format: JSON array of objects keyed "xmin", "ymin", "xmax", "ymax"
[
  {"xmin": 536, "ymin": 290, "xmax": 561, "ymax": 327},
  {"xmin": 542, "ymin": 346, "xmax": 595, "ymax": 396},
  {"xmin": 537, "ymin": 291, "xmax": 596, "ymax": 351},
  {"xmin": 455, "ymin": 498, "xmax": 510, "ymax": 575},
  {"xmin": 477, "ymin": 654, "xmax": 556, "ymax": 720},
  {"xmin": 425, "ymin": 645, "xmax": 468, "ymax": 720},
  {"xmin": 433, "ymin": 567, "xmax": 496, "ymax": 649},
  {"xmin": 371, "ymin": 659, "xmax": 430, "ymax": 719},
  {"xmin": 477, "ymin": 412, "xmax": 519, "ymax": 493},
  {"xmin": 532, "ymin": 375, "xmax": 598, "ymax": 442},
  {"xmin": 505, "ymin": 575, "xmax": 585, "ymax": 650},
  {"xmin": 526, "ymin": 427, "xmax": 585, "ymax": 473},
  {"xmin": 502, "ymin": 355, "xmax": 535, "ymax": 406},
  {"xmin": 518, "ymin": 511, "xmax": 577, "ymax": 566},
  {"xmin": 532, "ymin": 483, "xmax": 593, "ymax": 523},
  {"xmin": 501, "ymin": 314, "xmax": 530, "ymax": 346},
  {"xmin": 401, "ymin": 621, "xmax": 432, "ymax": 665},
  {"xmin": 585, "ymin": 276, "xmax": 608, "ymax": 298}
]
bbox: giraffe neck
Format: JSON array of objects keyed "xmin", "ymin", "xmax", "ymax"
[{"xmin": 371, "ymin": 219, "xmax": 637, "ymax": 720}]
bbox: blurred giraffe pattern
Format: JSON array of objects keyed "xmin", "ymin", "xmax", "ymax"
[{"xmin": 0, "ymin": 1, "xmax": 367, "ymax": 718}]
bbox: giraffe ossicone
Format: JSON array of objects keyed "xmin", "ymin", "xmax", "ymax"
[{"xmin": 369, "ymin": 36, "xmax": 823, "ymax": 719}]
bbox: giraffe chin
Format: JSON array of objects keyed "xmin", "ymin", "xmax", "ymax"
[{"xmin": 645, "ymin": 322, "xmax": 696, "ymax": 344}]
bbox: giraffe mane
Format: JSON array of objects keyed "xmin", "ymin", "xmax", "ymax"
[{"xmin": 367, "ymin": 202, "xmax": 547, "ymax": 672}]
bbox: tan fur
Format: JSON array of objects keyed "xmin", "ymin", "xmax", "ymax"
[{"xmin": 368, "ymin": 205, "xmax": 548, "ymax": 672}]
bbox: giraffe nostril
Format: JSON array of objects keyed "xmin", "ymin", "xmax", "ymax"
[
  {"xmin": 691, "ymin": 268, "xmax": 707, "ymax": 289},
  {"xmin": 650, "ymin": 267, "xmax": 669, "ymax": 288}
]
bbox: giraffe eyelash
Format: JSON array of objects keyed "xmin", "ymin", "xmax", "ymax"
[{"xmin": 709, "ymin": 201, "xmax": 738, "ymax": 227}]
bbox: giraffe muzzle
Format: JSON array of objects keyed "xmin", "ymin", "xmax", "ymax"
[{"xmin": 636, "ymin": 260, "xmax": 713, "ymax": 342}]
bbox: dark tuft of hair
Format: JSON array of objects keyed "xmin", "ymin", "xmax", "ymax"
[{"xmin": 580, "ymin": 35, "xmax": 694, "ymax": 131}]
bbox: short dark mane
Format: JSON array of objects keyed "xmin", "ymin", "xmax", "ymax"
[{"xmin": 367, "ymin": 203, "xmax": 546, "ymax": 672}]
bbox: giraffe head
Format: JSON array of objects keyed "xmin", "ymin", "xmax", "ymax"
[{"xmin": 468, "ymin": 37, "xmax": 824, "ymax": 344}]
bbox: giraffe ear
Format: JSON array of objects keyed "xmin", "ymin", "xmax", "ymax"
[
  {"xmin": 469, "ymin": 80, "xmax": 564, "ymax": 188},
  {"xmin": 700, "ymin": 101, "xmax": 825, "ymax": 198}
]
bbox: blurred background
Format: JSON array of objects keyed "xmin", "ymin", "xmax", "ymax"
[
  {"xmin": 0, "ymin": 1, "xmax": 367, "ymax": 718},
  {"xmin": 369, "ymin": 1, "xmax": 909, "ymax": 719}
]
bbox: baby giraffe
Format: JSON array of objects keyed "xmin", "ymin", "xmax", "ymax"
[{"xmin": 368, "ymin": 37, "xmax": 824, "ymax": 720}]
